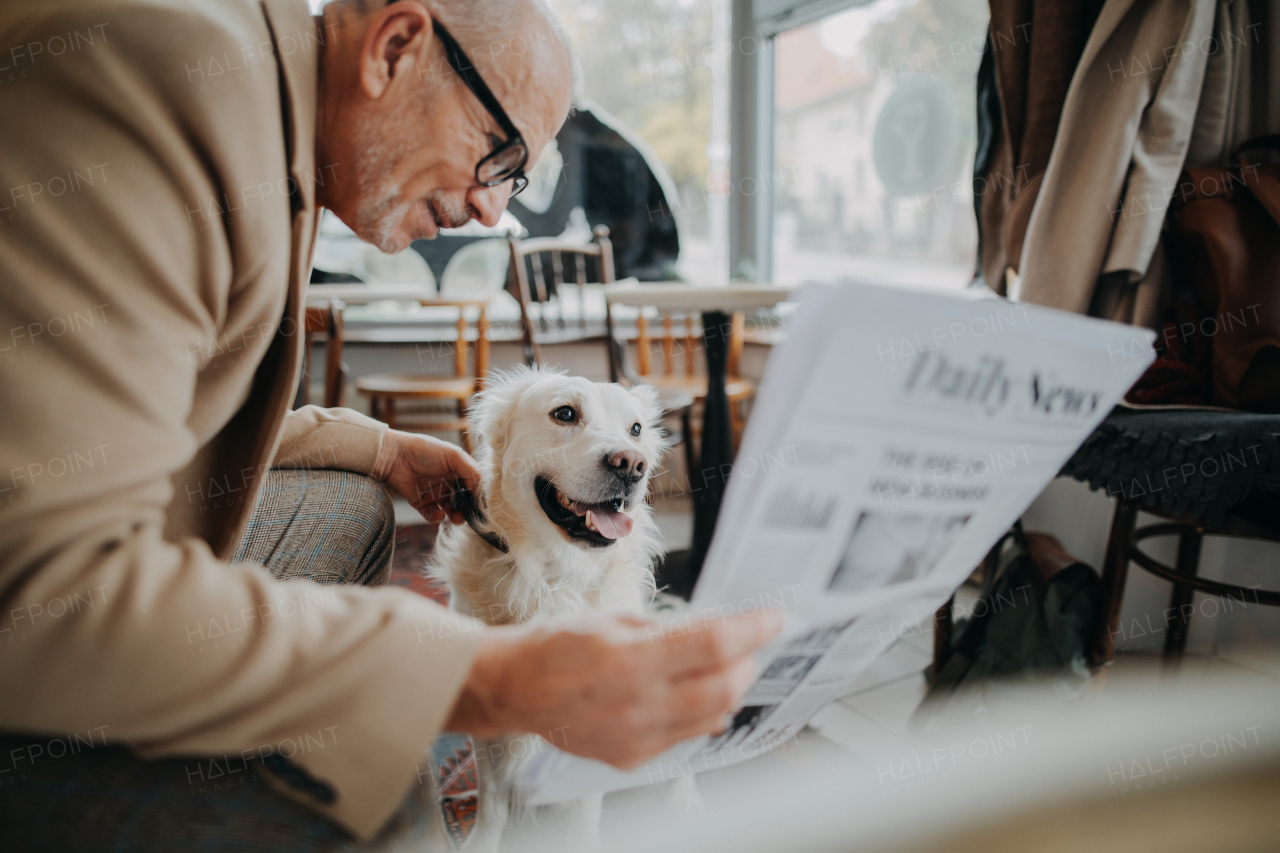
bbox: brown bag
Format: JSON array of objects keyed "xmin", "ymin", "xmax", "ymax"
[{"xmin": 1165, "ymin": 136, "xmax": 1280, "ymax": 412}]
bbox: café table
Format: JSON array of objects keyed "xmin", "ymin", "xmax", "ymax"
[
  {"xmin": 603, "ymin": 282, "xmax": 794, "ymax": 586},
  {"xmin": 304, "ymin": 283, "xmax": 440, "ymax": 306}
]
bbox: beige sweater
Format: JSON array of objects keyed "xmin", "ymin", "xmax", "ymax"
[{"xmin": 0, "ymin": 0, "xmax": 480, "ymax": 838}]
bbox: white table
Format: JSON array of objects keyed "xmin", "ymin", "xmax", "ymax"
[{"xmin": 305, "ymin": 283, "xmax": 437, "ymax": 307}]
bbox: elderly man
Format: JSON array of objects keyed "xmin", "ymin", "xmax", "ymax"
[{"xmin": 0, "ymin": 0, "xmax": 779, "ymax": 848}]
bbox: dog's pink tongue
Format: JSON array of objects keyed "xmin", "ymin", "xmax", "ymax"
[{"xmin": 587, "ymin": 509, "xmax": 633, "ymax": 539}]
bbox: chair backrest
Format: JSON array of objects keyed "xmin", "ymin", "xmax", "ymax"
[
  {"xmin": 605, "ymin": 304, "xmax": 747, "ymax": 386},
  {"xmin": 300, "ymin": 299, "xmax": 346, "ymax": 408},
  {"xmin": 507, "ymin": 225, "xmax": 614, "ymax": 366},
  {"xmin": 636, "ymin": 312, "xmax": 699, "ymax": 379}
]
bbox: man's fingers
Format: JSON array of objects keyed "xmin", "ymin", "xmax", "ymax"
[
  {"xmin": 454, "ymin": 466, "xmax": 480, "ymax": 495},
  {"xmin": 658, "ymin": 714, "xmax": 732, "ymax": 751},
  {"xmin": 663, "ymin": 655, "xmax": 758, "ymax": 732},
  {"xmin": 444, "ymin": 445, "xmax": 482, "ymax": 493},
  {"xmin": 659, "ymin": 612, "xmax": 784, "ymax": 678},
  {"xmin": 416, "ymin": 497, "xmax": 464, "ymax": 526},
  {"xmin": 394, "ymin": 433, "xmax": 481, "ymax": 505},
  {"xmin": 726, "ymin": 651, "xmax": 759, "ymax": 697}
]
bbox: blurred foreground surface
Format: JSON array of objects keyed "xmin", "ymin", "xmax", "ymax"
[{"xmin": 581, "ymin": 659, "xmax": 1280, "ymax": 853}]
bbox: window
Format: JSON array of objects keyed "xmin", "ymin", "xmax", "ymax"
[
  {"xmin": 770, "ymin": 0, "xmax": 989, "ymax": 288},
  {"xmin": 547, "ymin": 0, "xmax": 731, "ymax": 281}
]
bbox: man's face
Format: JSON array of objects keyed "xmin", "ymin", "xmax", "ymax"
[
  {"xmin": 350, "ymin": 77, "xmax": 528, "ymax": 253},
  {"xmin": 328, "ymin": 6, "xmax": 568, "ymax": 254}
]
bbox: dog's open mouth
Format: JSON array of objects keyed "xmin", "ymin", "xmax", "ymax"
[{"xmin": 534, "ymin": 476, "xmax": 633, "ymax": 547}]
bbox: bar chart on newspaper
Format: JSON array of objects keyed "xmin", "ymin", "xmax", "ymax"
[{"xmin": 518, "ymin": 279, "xmax": 1156, "ymax": 804}]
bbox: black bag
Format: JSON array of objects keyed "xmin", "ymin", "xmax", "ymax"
[{"xmin": 914, "ymin": 526, "xmax": 1102, "ymax": 727}]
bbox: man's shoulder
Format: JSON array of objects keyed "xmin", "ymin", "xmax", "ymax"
[
  {"xmin": 0, "ymin": 0, "xmax": 299, "ymax": 277},
  {"xmin": 0, "ymin": 0, "xmax": 268, "ymax": 32},
  {"xmin": 0, "ymin": 0, "xmax": 276, "ymax": 76},
  {"xmin": 0, "ymin": 0, "xmax": 291, "ymax": 143}
]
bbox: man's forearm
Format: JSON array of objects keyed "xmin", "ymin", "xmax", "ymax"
[{"xmin": 276, "ymin": 405, "xmax": 388, "ymax": 473}]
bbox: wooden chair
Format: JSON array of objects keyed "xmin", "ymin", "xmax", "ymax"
[
  {"xmin": 1057, "ymin": 408, "xmax": 1280, "ymax": 664},
  {"xmin": 1089, "ymin": 498, "xmax": 1280, "ymax": 664},
  {"xmin": 353, "ymin": 302, "xmax": 491, "ymax": 453},
  {"xmin": 611, "ymin": 307, "xmax": 755, "ymax": 447},
  {"xmin": 507, "ymin": 224, "xmax": 614, "ymax": 367},
  {"xmin": 930, "ymin": 409, "xmax": 1280, "ymax": 672},
  {"xmin": 297, "ymin": 299, "xmax": 347, "ymax": 408},
  {"xmin": 602, "ymin": 298, "xmax": 755, "ymax": 507}
]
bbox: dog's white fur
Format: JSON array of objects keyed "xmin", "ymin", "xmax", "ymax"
[{"xmin": 430, "ymin": 366, "xmax": 670, "ymax": 851}]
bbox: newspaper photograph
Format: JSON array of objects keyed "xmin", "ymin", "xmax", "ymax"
[{"xmin": 517, "ymin": 279, "xmax": 1156, "ymax": 805}]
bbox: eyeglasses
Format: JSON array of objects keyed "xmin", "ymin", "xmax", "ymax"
[{"xmin": 433, "ymin": 20, "xmax": 529, "ymax": 198}]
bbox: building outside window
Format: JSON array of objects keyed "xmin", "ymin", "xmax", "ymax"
[{"xmin": 770, "ymin": 0, "xmax": 989, "ymax": 288}]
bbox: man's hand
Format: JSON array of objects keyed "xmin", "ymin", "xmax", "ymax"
[
  {"xmin": 372, "ymin": 430, "xmax": 481, "ymax": 524},
  {"xmin": 445, "ymin": 612, "xmax": 785, "ymax": 769}
]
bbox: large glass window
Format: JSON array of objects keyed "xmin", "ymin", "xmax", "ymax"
[
  {"xmin": 546, "ymin": 0, "xmax": 730, "ymax": 282},
  {"xmin": 771, "ymin": 0, "xmax": 989, "ymax": 288}
]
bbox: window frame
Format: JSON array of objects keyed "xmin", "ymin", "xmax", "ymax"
[{"xmin": 730, "ymin": 0, "xmax": 875, "ymax": 282}]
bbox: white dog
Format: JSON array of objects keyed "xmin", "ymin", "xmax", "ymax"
[{"xmin": 430, "ymin": 366, "xmax": 669, "ymax": 851}]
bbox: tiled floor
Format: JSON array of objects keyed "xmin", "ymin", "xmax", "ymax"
[{"xmin": 806, "ymin": 605, "xmax": 938, "ymax": 760}]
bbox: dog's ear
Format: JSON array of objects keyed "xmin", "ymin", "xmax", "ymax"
[
  {"xmin": 628, "ymin": 383, "xmax": 663, "ymax": 429},
  {"xmin": 467, "ymin": 368, "xmax": 531, "ymax": 456},
  {"xmin": 468, "ymin": 365, "xmax": 562, "ymax": 455}
]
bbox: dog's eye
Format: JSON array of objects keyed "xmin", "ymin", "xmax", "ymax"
[
  {"xmin": 551, "ymin": 405, "xmax": 578, "ymax": 423},
  {"xmin": 630, "ymin": 422, "xmax": 642, "ymax": 437}
]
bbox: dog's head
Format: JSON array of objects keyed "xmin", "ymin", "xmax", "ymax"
[{"xmin": 468, "ymin": 367, "xmax": 665, "ymax": 550}]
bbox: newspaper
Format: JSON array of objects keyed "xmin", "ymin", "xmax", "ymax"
[{"xmin": 517, "ymin": 279, "xmax": 1155, "ymax": 804}]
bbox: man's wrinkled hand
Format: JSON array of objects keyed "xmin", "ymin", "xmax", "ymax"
[
  {"xmin": 371, "ymin": 429, "xmax": 481, "ymax": 524},
  {"xmin": 445, "ymin": 612, "xmax": 786, "ymax": 770}
]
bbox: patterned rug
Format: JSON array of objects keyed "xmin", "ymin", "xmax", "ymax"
[
  {"xmin": 388, "ymin": 523, "xmax": 450, "ymax": 605},
  {"xmin": 389, "ymin": 523, "xmax": 477, "ymax": 848}
]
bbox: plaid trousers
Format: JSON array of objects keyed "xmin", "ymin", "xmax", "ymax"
[
  {"xmin": 0, "ymin": 470, "xmax": 451, "ymax": 853},
  {"xmin": 233, "ymin": 469, "xmax": 395, "ymax": 586}
]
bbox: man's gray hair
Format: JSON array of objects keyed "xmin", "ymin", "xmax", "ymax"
[{"xmin": 323, "ymin": 0, "xmax": 582, "ymax": 103}]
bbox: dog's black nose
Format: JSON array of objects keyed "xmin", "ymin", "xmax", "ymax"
[{"xmin": 603, "ymin": 448, "xmax": 646, "ymax": 483}]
